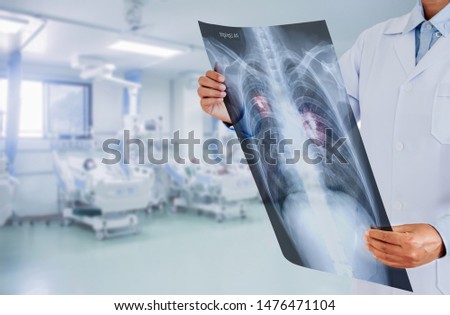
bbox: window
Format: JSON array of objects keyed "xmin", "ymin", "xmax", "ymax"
[
  {"xmin": 0, "ymin": 79, "xmax": 91, "ymax": 138},
  {"xmin": 46, "ymin": 82, "xmax": 91, "ymax": 138},
  {"xmin": 20, "ymin": 81, "xmax": 44, "ymax": 138}
]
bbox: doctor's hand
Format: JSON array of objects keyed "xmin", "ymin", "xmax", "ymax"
[
  {"xmin": 364, "ymin": 224, "xmax": 446, "ymax": 268},
  {"xmin": 197, "ymin": 70, "xmax": 232, "ymax": 124}
]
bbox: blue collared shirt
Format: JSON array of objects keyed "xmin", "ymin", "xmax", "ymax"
[{"xmin": 404, "ymin": 1, "xmax": 450, "ymax": 64}]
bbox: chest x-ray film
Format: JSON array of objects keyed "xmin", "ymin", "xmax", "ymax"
[{"xmin": 199, "ymin": 20, "xmax": 412, "ymax": 291}]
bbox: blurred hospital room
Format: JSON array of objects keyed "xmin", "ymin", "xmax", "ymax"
[{"xmin": 0, "ymin": 0, "xmax": 415, "ymax": 294}]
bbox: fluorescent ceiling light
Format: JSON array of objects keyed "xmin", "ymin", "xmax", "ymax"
[
  {"xmin": 0, "ymin": 16, "xmax": 28, "ymax": 35},
  {"xmin": 108, "ymin": 40, "xmax": 184, "ymax": 58}
]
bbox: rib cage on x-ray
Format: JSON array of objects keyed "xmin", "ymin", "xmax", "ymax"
[{"xmin": 199, "ymin": 21, "xmax": 412, "ymax": 291}]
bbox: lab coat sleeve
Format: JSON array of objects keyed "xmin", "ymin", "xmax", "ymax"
[
  {"xmin": 434, "ymin": 216, "xmax": 450, "ymax": 260},
  {"xmin": 339, "ymin": 31, "xmax": 368, "ymax": 122}
]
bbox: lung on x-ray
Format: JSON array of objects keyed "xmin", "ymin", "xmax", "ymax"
[{"xmin": 199, "ymin": 20, "xmax": 412, "ymax": 291}]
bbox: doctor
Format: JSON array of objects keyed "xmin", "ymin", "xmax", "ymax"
[{"xmin": 197, "ymin": 0, "xmax": 450, "ymax": 294}]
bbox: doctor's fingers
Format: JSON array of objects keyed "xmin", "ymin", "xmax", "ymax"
[
  {"xmin": 197, "ymin": 86, "xmax": 227, "ymax": 99},
  {"xmin": 372, "ymin": 255, "xmax": 407, "ymax": 269},
  {"xmin": 365, "ymin": 237, "xmax": 403, "ymax": 256},
  {"xmin": 205, "ymin": 70, "xmax": 225, "ymax": 83},
  {"xmin": 367, "ymin": 229, "xmax": 406, "ymax": 246},
  {"xmin": 198, "ymin": 76, "xmax": 227, "ymax": 91},
  {"xmin": 200, "ymin": 97, "xmax": 224, "ymax": 110},
  {"xmin": 366, "ymin": 244, "xmax": 405, "ymax": 265},
  {"xmin": 391, "ymin": 224, "xmax": 416, "ymax": 233}
]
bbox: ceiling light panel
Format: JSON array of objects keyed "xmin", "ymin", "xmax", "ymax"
[
  {"xmin": 0, "ymin": 16, "xmax": 28, "ymax": 35},
  {"xmin": 108, "ymin": 40, "xmax": 184, "ymax": 58}
]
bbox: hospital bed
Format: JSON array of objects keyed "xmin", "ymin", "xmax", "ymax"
[
  {"xmin": 53, "ymin": 151, "xmax": 155, "ymax": 239},
  {"xmin": 167, "ymin": 161, "xmax": 259, "ymax": 222},
  {"xmin": 0, "ymin": 155, "xmax": 17, "ymax": 227}
]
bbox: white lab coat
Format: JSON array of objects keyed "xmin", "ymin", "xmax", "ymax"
[{"xmin": 339, "ymin": 11, "xmax": 450, "ymax": 294}]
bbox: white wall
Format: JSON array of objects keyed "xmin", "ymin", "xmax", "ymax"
[
  {"xmin": 172, "ymin": 73, "xmax": 204, "ymax": 136},
  {"xmin": 140, "ymin": 72, "xmax": 172, "ymax": 134},
  {"xmin": 13, "ymin": 139, "xmax": 58, "ymax": 216},
  {"xmin": 92, "ymin": 71, "xmax": 174, "ymax": 136},
  {"xmin": 92, "ymin": 80, "xmax": 123, "ymax": 135}
]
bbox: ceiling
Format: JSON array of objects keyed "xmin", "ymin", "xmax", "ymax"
[{"xmin": 0, "ymin": 0, "xmax": 416, "ymax": 77}]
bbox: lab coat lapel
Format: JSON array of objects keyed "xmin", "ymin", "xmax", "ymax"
[
  {"xmin": 393, "ymin": 31, "xmax": 416, "ymax": 77},
  {"xmin": 409, "ymin": 36, "xmax": 450, "ymax": 81}
]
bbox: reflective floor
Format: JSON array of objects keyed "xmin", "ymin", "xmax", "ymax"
[{"xmin": 0, "ymin": 203, "xmax": 350, "ymax": 294}]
